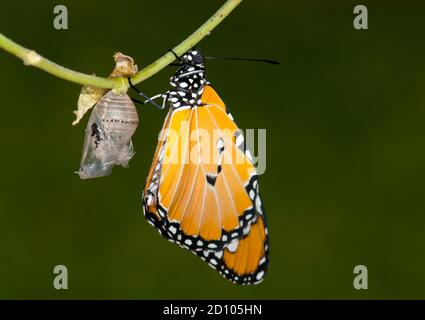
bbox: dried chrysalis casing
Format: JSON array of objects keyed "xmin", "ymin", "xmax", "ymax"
[
  {"xmin": 109, "ymin": 52, "xmax": 138, "ymax": 78},
  {"xmin": 72, "ymin": 85, "xmax": 107, "ymax": 126},
  {"xmin": 78, "ymin": 90, "xmax": 139, "ymax": 179}
]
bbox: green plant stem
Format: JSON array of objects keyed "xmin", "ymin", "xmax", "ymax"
[
  {"xmin": 0, "ymin": 33, "xmax": 118, "ymax": 88},
  {"xmin": 0, "ymin": 0, "xmax": 242, "ymax": 91},
  {"xmin": 131, "ymin": 0, "xmax": 242, "ymax": 85}
]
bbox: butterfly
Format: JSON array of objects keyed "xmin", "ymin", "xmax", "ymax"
[{"xmin": 142, "ymin": 49, "xmax": 269, "ymax": 285}]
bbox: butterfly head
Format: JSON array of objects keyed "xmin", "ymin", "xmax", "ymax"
[{"xmin": 181, "ymin": 49, "xmax": 204, "ymax": 66}]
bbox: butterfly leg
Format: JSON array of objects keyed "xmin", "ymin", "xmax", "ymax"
[
  {"xmin": 131, "ymin": 97, "xmax": 149, "ymax": 105},
  {"xmin": 168, "ymin": 48, "xmax": 181, "ymax": 62},
  {"xmin": 127, "ymin": 78, "xmax": 163, "ymax": 109},
  {"xmin": 136, "ymin": 92, "xmax": 169, "ymax": 109}
]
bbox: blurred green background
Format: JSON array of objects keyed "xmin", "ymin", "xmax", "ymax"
[{"xmin": 0, "ymin": 0, "xmax": 424, "ymax": 299}]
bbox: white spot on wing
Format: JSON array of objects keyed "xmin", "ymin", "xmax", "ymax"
[
  {"xmin": 249, "ymin": 190, "xmax": 255, "ymax": 200},
  {"xmin": 214, "ymin": 251, "xmax": 223, "ymax": 259},
  {"xmin": 227, "ymin": 239, "xmax": 239, "ymax": 252},
  {"xmin": 256, "ymin": 271, "xmax": 265, "ymax": 281},
  {"xmin": 169, "ymin": 226, "xmax": 177, "ymax": 235},
  {"xmin": 255, "ymin": 196, "xmax": 263, "ymax": 214}
]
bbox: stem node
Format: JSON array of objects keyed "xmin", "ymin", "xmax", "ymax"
[{"xmin": 23, "ymin": 50, "xmax": 42, "ymax": 66}]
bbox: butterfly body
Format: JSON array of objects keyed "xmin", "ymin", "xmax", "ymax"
[
  {"xmin": 143, "ymin": 50, "xmax": 269, "ymax": 285},
  {"xmin": 166, "ymin": 51, "xmax": 207, "ymax": 109}
]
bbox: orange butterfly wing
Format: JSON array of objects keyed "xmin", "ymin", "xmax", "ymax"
[{"xmin": 143, "ymin": 85, "xmax": 269, "ymax": 284}]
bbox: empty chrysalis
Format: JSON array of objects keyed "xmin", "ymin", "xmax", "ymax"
[{"xmin": 77, "ymin": 53, "xmax": 139, "ymax": 179}]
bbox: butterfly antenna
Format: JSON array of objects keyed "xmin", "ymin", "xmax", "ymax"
[{"xmin": 205, "ymin": 56, "xmax": 280, "ymax": 65}]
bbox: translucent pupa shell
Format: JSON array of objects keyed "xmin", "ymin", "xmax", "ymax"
[{"xmin": 78, "ymin": 90, "xmax": 139, "ymax": 179}]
